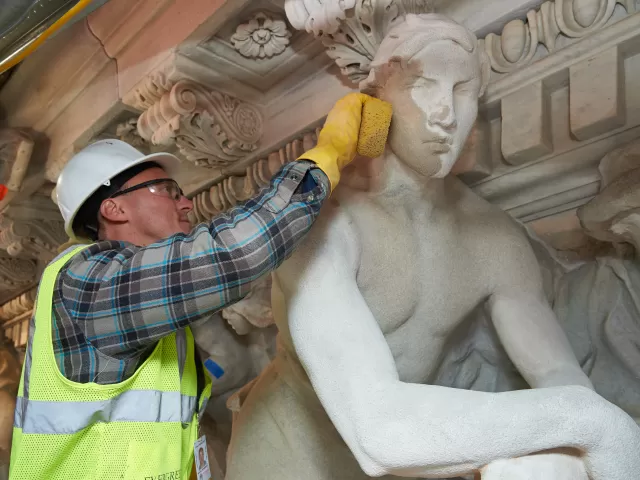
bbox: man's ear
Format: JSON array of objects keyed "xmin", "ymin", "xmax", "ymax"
[{"xmin": 99, "ymin": 198, "xmax": 127, "ymax": 223}]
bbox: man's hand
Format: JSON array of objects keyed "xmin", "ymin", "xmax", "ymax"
[{"xmin": 299, "ymin": 93, "xmax": 376, "ymax": 191}]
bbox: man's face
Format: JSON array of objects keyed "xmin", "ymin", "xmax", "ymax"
[
  {"xmin": 378, "ymin": 41, "xmax": 481, "ymax": 178},
  {"xmin": 108, "ymin": 167, "xmax": 193, "ymax": 244}
]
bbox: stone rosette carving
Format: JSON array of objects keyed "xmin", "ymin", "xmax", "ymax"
[
  {"xmin": 0, "ymin": 129, "xmax": 34, "ymax": 192},
  {"xmin": 483, "ymin": 0, "xmax": 636, "ymax": 73},
  {"xmin": 190, "ymin": 129, "xmax": 318, "ymax": 223},
  {"xmin": 137, "ymin": 79, "xmax": 263, "ymax": 168},
  {"xmin": 231, "ymin": 12, "xmax": 292, "ymax": 59},
  {"xmin": 284, "ymin": 0, "xmax": 435, "ymax": 84}
]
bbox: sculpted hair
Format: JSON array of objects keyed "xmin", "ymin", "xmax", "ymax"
[{"xmin": 361, "ymin": 14, "xmax": 491, "ymax": 97}]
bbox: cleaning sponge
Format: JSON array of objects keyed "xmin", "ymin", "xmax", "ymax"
[{"xmin": 357, "ymin": 97, "xmax": 393, "ymax": 158}]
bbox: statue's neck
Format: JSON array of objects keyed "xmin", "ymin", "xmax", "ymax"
[{"xmin": 370, "ymin": 149, "xmax": 448, "ymax": 207}]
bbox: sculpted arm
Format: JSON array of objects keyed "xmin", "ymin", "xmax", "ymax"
[
  {"xmin": 488, "ymin": 236, "xmax": 593, "ymax": 389},
  {"xmin": 275, "ymin": 208, "xmax": 637, "ymax": 479}
]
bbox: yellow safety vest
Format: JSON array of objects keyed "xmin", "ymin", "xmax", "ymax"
[{"xmin": 9, "ymin": 245, "xmax": 212, "ymax": 480}]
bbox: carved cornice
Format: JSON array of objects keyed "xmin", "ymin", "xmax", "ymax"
[
  {"xmin": 285, "ymin": 0, "xmax": 636, "ymax": 84},
  {"xmin": 0, "ymin": 129, "xmax": 34, "ymax": 192},
  {"xmin": 128, "ymin": 75, "xmax": 263, "ymax": 168},
  {"xmin": 190, "ymin": 129, "xmax": 319, "ymax": 223},
  {"xmin": 483, "ymin": 0, "xmax": 635, "ymax": 73}
]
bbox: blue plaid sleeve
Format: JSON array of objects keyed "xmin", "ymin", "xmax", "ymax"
[{"xmin": 53, "ymin": 161, "xmax": 328, "ymax": 383}]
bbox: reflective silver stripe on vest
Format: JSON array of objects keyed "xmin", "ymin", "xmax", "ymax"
[{"xmin": 14, "ymin": 390, "xmax": 197, "ymax": 435}]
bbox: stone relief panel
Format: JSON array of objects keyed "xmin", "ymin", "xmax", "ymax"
[
  {"xmin": 231, "ymin": 12, "xmax": 292, "ymax": 59},
  {"xmin": 0, "ymin": 129, "xmax": 34, "ymax": 193},
  {"xmin": 483, "ymin": 0, "xmax": 636, "ymax": 73},
  {"xmin": 134, "ymin": 78, "xmax": 263, "ymax": 168}
]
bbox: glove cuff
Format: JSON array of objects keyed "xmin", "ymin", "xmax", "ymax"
[{"xmin": 297, "ymin": 145, "xmax": 341, "ymax": 192}]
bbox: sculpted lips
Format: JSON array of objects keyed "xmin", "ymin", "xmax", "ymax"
[{"xmin": 424, "ymin": 135, "xmax": 452, "ymax": 153}]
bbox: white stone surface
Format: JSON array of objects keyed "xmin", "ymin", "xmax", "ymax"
[{"xmin": 226, "ymin": 11, "xmax": 640, "ymax": 480}]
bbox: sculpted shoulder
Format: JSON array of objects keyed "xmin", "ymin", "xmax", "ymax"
[{"xmin": 276, "ymin": 196, "xmax": 361, "ymax": 290}]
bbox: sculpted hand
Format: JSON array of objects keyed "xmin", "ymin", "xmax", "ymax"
[{"xmin": 298, "ymin": 93, "xmax": 375, "ymax": 191}]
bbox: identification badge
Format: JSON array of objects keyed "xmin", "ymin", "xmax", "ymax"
[{"xmin": 194, "ymin": 436, "xmax": 211, "ymax": 480}]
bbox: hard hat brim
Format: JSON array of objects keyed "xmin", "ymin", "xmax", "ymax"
[{"xmin": 64, "ymin": 151, "xmax": 182, "ymax": 241}]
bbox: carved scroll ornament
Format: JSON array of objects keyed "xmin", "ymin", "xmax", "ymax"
[
  {"xmin": 484, "ymin": 0, "xmax": 635, "ymax": 73},
  {"xmin": 137, "ymin": 79, "xmax": 263, "ymax": 168}
]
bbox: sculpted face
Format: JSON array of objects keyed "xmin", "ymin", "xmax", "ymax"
[
  {"xmin": 363, "ymin": 14, "xmax": 488, "ymax": 179},
  {"xmin": 377, "ymin": 42, "xmax": 482, "ymax": 178}
]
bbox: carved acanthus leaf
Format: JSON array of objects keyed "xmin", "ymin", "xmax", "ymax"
[
  {"xmin": 231, "ymin": 12, "xmax": 292, "ymax": 59},
  {"xmin": 137, "ymin": 80, "xmax": 263, "ymax": 168},
  {"xmin": 284, "ymin": 0, "xmax": 434, "ymax": 84},
  {"xmin": 0, "ymin": 129, "xmax": 34, "ymax": 192},
  {"xmin": 190, "ymin": 130, "xmax": 319, "ymax": 223},
  {"xmin": 484, "ymin": 0, "xmax": 635, "ymax": 73}
]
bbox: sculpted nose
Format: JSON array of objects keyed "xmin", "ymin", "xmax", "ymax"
[{"xmin": 429, "ymin": 101, "xmax": 457, "ymax": 131}]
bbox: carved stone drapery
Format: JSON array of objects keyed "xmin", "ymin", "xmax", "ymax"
[
  {"xmin": 135, "ymin": 79, "xmax": 263, "ymax": 168},
  {"xmin": 483, "ymin": 0, "xmax": 636, "ymax": 73},
  {"xmin": 190, "ymin": 129, "xmax": 319, "ymax": 223},
  {"xmin": 0, "ymin": 129, "xmax": 34, "ymax": 192}
]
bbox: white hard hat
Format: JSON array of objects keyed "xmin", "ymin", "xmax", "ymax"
[{"xmin": 57, "ymin": 139, "xmax": 181, "ymax": 241}]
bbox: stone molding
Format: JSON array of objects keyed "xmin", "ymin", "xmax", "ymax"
[
  {"xmin": 190, "ymin": 129, "xmax": 319, "ymax": 223},
  {"xmin": 130, "ymin": 76, "xmax": 264, "ymax": 168},
  {"xmin": 0, "ymin": 129, "xmax": 34, "ymax": 193},
  {"xmin": 483, "ymin": 0, "xmax": 635, "ymax": 74},
  {"xmin": 231, "ymin": 12, "xmax": 292, "ymax": 59},
  {"xmin": 286, "ymin": 0, "xmax": 635, "ymax": 85}
]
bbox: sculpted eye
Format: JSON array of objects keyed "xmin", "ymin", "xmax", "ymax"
[{"xmin": 454, "ymin": 80, "xmax": 474, "ymax": 95}]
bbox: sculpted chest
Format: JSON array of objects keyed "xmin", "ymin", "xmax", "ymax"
[{"xmin": 348, "ymin": 197, "xmax": 488, "ymax": 339}]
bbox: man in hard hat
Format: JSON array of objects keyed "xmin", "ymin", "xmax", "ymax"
[{"xmin": 9, "ymin": 93, "xmax": 375, "ymax": 479}]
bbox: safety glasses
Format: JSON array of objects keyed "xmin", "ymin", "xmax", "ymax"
[{"xmin": 109, "ymin": 178, "xmax": 185, "ymax": 202}]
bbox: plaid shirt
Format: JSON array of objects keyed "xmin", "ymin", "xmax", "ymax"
[{"xmin": 49, "ymin": 161, "xmax": 328, "ymax": 384}]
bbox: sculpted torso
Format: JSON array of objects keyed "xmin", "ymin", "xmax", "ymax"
[
  {"xmin": 226, "ymin": 13, "xmax": 640, "ymax": 480},
  {"xmin": 278, "ymin": 176, "xmax": 525, "ymax": 385}
]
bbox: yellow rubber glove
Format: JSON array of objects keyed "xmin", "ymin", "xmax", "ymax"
[{"xmin": 298, "ymin": 93, "xmax": 372, "ymax": 191}]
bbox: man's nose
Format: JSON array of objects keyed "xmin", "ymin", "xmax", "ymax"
[{"xmin": 178, "ymin": 195, "xmax": 193, "ymax": 213}]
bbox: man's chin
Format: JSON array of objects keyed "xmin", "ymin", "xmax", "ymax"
[{"xmin": 179, "ymin": 221, "xmax": 192, "ymax": 234}]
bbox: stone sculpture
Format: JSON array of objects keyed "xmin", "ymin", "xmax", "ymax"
[
  {"xmin": 225, "ymin": 7, "xmax": 640, "ymax": 480},
  {"xmin": 432, "ymin": 138, "xmax": 640, "ymax": 424}
]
